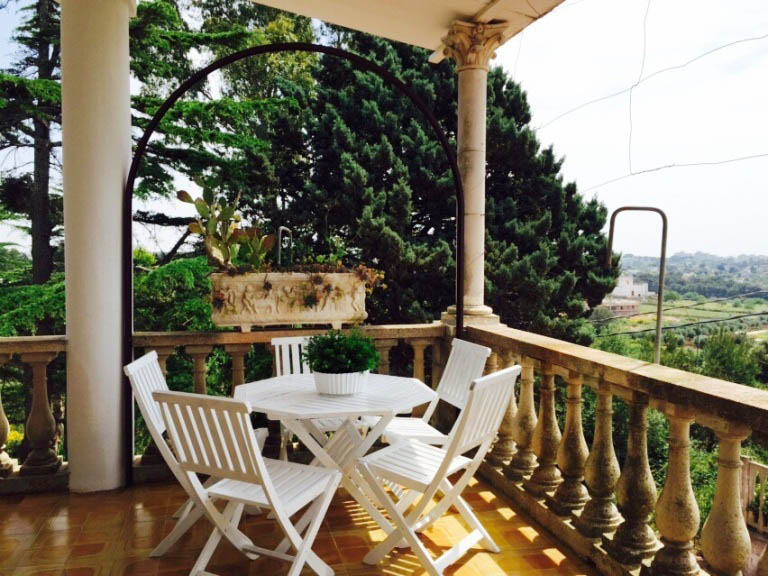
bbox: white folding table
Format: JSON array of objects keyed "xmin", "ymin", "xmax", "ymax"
[{"xmin": 234, "ymin": 373, "xmax": 438, "ymax": 531}]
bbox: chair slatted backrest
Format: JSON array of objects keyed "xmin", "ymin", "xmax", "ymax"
[
  {"xmin": 124, "ymin": 351, "xmax": 169, "ymax": 438},
  {"xmin": 448, "ymin": 365, "xmax": 521, "ymax": 456},
  {"xmin": 153, "ymin": 390, "xmax": 266, "ymax": 486},
  {"xmin": 436, "ymin": 339, "xmax": 492, "ymax": 409},
  {"xmin": 272, "ymin": 336, "xmax": 311, "ymax": 376}
]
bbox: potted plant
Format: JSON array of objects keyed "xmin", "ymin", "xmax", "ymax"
[
  {"xmin": 303, "ymin": 330, "xmax": 379, "ymax": 395},
  {"xmin": 177, "ymin": 189, "xmax": 382, "ymax": 331}
]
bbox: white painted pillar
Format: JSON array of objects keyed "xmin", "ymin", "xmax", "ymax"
[
  {"xmin": 61, "ymin": 0, "xmax": 136, "ymax": 492},
  {"xmin": 442, "ymin": 21, "xmax": 508, "ymax": 324}
]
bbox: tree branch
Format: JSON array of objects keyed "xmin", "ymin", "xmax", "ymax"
[
  {"xmin": 159, "ymin": 230, "xmax": 192, "ymax": 265},
  {"xmin": 133, "ymin": 210, "xmax": 194, "ymax": 227}
]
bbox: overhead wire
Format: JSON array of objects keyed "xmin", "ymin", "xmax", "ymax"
[
  {"xmin": 628, "ymin": 0, "xmax": 652, "ymax": 174},
  {"xmin": 581, "ymin": 153, "xmax": 768, "ymax": 193},
  {"xmin": 599, "ymin": 310, "xmax": 768, "ymax": 337},
  {"xmin": 536, "ymin": 31, "xmax": 768, "ymax": 131}
]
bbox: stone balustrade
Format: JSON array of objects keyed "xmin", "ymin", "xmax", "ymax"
[
  {"xmin": 466, "ymin": 323, "xmax": 768, "ymax": 576},
  {"xmin": 0, "ymin": 336, "xmax": 67, "ymax": 494},
  {"xmin": 133, "ymin": 323, "xmax": 444, "ymax": 396},
  {"xmin": 5, "ymin": 320, "xmax": 768, "ymax": 576}
]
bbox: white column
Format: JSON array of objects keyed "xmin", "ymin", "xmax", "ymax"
[
  {"xmin": 442, "ymin": 21, "xmax": 507, "ymax": 325},
  {"xmin": 61, "ymin": 0, "xmax": 136, "ymax": 492}
]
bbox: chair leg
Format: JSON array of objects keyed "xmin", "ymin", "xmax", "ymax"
[
  {"xmin": 171, "ymin": 498, "xmax": 194, "ymax": 520},
  {"xmin": 150, "ymin": 502, "xmax": 204, "ymax": 557},
  {"xmin": 450, "ymin": 492, "xmax": 499, "ymax": 552},
  {"xmin": 359, "ymin": 465, "xmax": 440, "ymax": 576},
  {"xmin": 191, "ymin": 502, "xmax": 245, "ymax": 574},
  {"xmin": 280, "ymin": 479, "xmax": 339, "ymax": 576}
]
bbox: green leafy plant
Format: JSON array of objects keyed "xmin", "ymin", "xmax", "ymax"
[
  {"xmin": 303, "ymin": 330, "xmax": 379, "ymax": 374},
  {"xmin": 178, "ymin": 189, "xmax": 276, "ymax": 273},
  {"xmin": 236, "ymin": 226, "xmax": 277, "ymax": 271},
  {"xmin": 178, "ymin": 188, "xmax": 242, "ymax": 271}
]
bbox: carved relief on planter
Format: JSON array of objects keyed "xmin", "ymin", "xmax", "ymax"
[{"xmin": 211, "ymin": 272, "xmax": 367, "ymax": 331}]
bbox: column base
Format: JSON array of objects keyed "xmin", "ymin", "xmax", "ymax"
[
  {"xmin": 573, "ymin": 496, "xmax": 622, "ymax": 539},
  {"xmin": 441, "ymin": 305, "xmax": 501, "ymax": 329},
  {"xmin": 20, "ymin": 454, "xmax": 62, "ymax": 476},
  {"xmin": 0, "ymin": 453, "xmax": 13, "ymax": 478},
  {"xmin": 504, "ymin": 449, "xmax": 537, "ymax": 481}
]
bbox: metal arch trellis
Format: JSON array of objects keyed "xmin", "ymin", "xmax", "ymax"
[{"xmin": 122, "ymin": 42, "xmax": 466, "ymax": 481}]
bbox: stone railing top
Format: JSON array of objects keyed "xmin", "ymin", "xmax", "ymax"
[
  {"xmin": 467, "ymin": 324, "xmax": 768, "ymax": 435},
  {"xmin": 134, "ymin": 323, "xmax": 446, "ymax": 347},
  {"xmin": 0, "ymin": 335, "xmax": 67, "ymax": 356}
]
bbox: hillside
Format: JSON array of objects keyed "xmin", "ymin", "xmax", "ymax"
[{"xmin": 620, "ymin": 252, "xmax": 768, "ymax": 298}]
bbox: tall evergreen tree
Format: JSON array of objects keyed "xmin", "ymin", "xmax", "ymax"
[
  {"xmin": 301, "ymin": 30, "xmax": 617, "ymax": 340},
  {"xmin": 0, "ymin": 0, "xmax": 61, "ymax": 286}
]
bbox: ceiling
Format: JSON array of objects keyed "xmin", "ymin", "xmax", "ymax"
[{"xmin": 250, "ymin": 0, "xmax": 564, "ymax": 59}]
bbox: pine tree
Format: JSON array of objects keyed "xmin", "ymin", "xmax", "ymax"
[
  {"xmin": 304, "ymin": 31, "xmax": 617, "ymax": 340},
  {"xmin": 0, "ymin": 0, "xmax": 61, "ymax": 286}
]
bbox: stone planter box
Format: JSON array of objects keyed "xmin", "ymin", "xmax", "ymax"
[{"xmin": 211, "ymin": 272, "xmax": 368, "ymax": 331}]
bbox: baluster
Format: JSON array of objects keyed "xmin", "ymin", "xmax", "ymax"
[
  {"xmin": 487, "ymin": 350, "xmax": 518, "ymax": 466},
  {"xmin": 410, "ymin": 338, "xmax": 430, "ymax": 382},
  {"xmin": 575, "ymin": 378, "xmax": 621, "ymax": 538},
  {"xmin": 647, "ymin": 404, "xmax": 700, "ymax": 576},
  {"xmin": 226, "ymin": 344, "xmax": 251, "ymax": 395},
  {"xmin": 701, "ymin": 425, "xmax": 751, "ymax": 576},
  {"xmin": 504, "ymin": 357, "xmax": 537, "ymax": 480},
  {"xmin": 20, "ymin": 352, "xmax": 61, "ymax": 475},
  {"xmin": 153, "ymin": 346, "xmax": 175, "ymax": 376},
  {"xmin": 605, "ymin": 392, "xmax": 658, "ymax": 565},
  {"xmin": 0, "ymin": 354, "xmax": 12, "ymax": 477},
  {"xmin": 484, "ymin": 349, "xmax": 500, "ymax": 375},
  {"xmin": 756, "ymin": 545, "xmax": 768, "ymax": 576},
  {"xmin": 186, "ymin": 345, "xmax": 213, "ymax": 394},
  {"xmin": 374, "ymin": 339, "xmax": 397, "ymax": 375},
  {"xmin": 524, "ymin": 362, "xmax": 562, "ymax": 496},
  {"xmin": 549, "ymin": 370, "xmax": 589, "ymax": 515},
  {"xmin": 410, "ymin": 339, "xmax": 432, "ymax": 418},
  {"xmin": 430, "ymin": 338, "xmax": 443, "ymax": 388}
]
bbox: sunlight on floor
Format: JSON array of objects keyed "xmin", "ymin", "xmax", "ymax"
[{"xmin": 0, "ymin": 476, "xmax": 598, "ymax": 575}]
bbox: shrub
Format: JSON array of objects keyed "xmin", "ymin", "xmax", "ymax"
[{"xmin": 304, "ymin": 330, "xmax": 379, "ymax": 373}]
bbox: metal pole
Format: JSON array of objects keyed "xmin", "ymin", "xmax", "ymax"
[
  {"xmin": 277, "ymin": 226, "xmax": 293, "ymax": 268},
  {"xmin": 606, "ymin": 206, "xmax": 668, "ymax": 364}
]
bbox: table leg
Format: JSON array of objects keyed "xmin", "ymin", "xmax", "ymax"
[{"xmin": 281, "ymin": 415, "xmax": 397, "ymax": 534}]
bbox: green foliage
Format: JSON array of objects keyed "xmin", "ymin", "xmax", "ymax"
[
  {"xmin": 133, "ymin": 256, "xmax": 215, "ymax": 331},
  {"xmin": 701, "ymin": 329, "xmax": 759, "ymax": 385},
  {"xmin": 664, "ymin": 290, "xmax": 681, "ymax": 302},
  {"xmin": 0, "ymin": 244, "xmax": 32, "ymax": 285},
  {"xmin": 304, "ymin": 330, "xmax": 379, "ymax": 374},
  {"xmin": 0, "ymin": 275, "xmax": 65, "ymax": 336}
]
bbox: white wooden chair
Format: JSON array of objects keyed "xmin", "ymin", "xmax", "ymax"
[
  {"xmin": 123, "ymin": 351, "xmax": 267, "ymax": 557},
  {"xmin": 376, "ymin": 338, "xmax": 491, "ymax": 446},
  {"xmin": 273, "ymin": 335, "xmax": 312, "ymax": 377},
  {"xmin": 358, "ymin": 365, "xmax": 521, "ymax": 576},
  {"xmin": 153, "ymin": 390, "xmax": 341, "ymax": 576}
]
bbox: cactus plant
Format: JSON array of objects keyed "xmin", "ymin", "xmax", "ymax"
[{"xmin": 178, "ymin": 189, "xmax": 275, "ymax": 273}]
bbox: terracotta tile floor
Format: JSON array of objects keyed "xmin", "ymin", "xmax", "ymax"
[{"xmin": 0, "ymin": 477, "xmax": 597, "ymax": 576}]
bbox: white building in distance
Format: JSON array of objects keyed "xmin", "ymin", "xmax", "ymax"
[{"xmin": 611, "ymin": 275, "xmax": 649, "ymax": 300}]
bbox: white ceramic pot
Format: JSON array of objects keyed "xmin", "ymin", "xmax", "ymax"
[{"xmin": 313, "ymin": 370, "xmax": 369, "ymax": 395}]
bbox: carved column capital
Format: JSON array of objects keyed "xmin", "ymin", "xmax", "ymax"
[{"xmin": 442, "ymin": 20, "xmax": 509, "ymax": 72}]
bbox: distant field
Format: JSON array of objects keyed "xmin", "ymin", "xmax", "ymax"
[{"xmin": 599, "ymin": 298, "xmax": 768, "ymax": 338}]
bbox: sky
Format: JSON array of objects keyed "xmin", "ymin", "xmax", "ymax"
[
  {"xmin": 495, "ymin": 0, "xmax": 768, "ymax": 256},
  {"xmin": 1, "ymin": 0, "xmax": 767, "ymax": 257}
]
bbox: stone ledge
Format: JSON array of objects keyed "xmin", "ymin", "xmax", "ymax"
[
  {"xmin": 131, "ymin": 457, "xmax": 174, "ymax": 484},
  {"xmin": 0, "ymin": 464, "xmax": 69, "ymax": 495}
]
